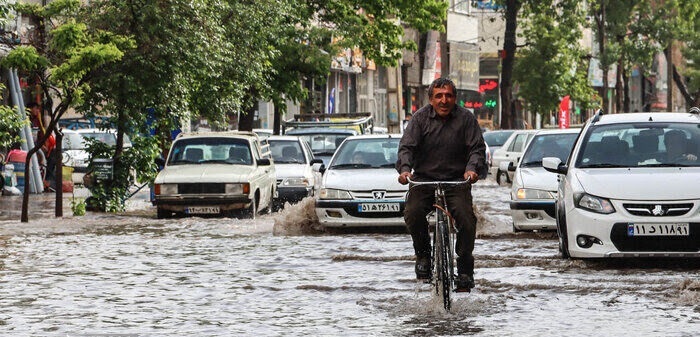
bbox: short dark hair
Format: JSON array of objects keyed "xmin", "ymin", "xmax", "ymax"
[{"xmin": 428, "ymin": 78, "xmax": 456, "ymax": 98}]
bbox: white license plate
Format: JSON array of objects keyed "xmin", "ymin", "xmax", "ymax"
[
  {"xmin": 627, "ymin": 223, "xmax": 690, "ymax": 236},
  {"xmin": 358, "ymin": 203, "xmax": 400, "ymax": 213},
  {"xmin": 186, "ymin": 206, "xmax": 220, "ymax": 214}
]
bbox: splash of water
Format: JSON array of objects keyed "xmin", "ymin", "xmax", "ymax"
[{"xmin": 272, "ymin": 197, "xmax": 324, "ymax": 236}]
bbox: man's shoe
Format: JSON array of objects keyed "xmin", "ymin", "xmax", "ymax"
[
  {"xmin": 454, "ymin": 274, "xmax": 475, "ymax": 293},
  {"xmin": 415, "ymin": 257, "xmax": 431, "ymax": 280}
]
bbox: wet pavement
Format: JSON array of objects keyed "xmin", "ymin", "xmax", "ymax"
[{"xmin": 0, "ymin": 178, "xmax": 698, "ymax": 336}]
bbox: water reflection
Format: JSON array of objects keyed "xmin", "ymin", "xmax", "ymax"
[{"xmin": 0, "ymin": 179, "xmax": 698, "ymax": 335}]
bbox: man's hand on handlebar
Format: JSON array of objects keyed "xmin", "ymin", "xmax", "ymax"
[
  {"xmin": 464, "ymin": 170, "xmax": 478, "ymax": 183},
  {"xmin": 398, "ymin": 171, "xmax": 413, "ymax": 185}
]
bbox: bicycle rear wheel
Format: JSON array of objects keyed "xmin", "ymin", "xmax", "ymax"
[{"xmin": 433, "ymin": 216, "xmax": 452, "ymax": 311}]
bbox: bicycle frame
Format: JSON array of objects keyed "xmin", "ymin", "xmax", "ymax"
[{"xmin": 408, "ymin": 178, "xmax": 470, "ymax": 311}]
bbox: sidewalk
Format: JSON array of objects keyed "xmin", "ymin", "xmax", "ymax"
[{"xmin": 0, "ymin": 185, "xmax": 153, "ymax": 221}]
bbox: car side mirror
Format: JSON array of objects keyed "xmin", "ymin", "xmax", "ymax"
[
  {"xmin": 313, "ymin": 163, "xmax": 325, "ymax": 174},
  {"xmin": 257, "ymin": 158, "xmax": 271, "ymax": 166},
  {"xmin": 507, "ymin": 161, "xmax": 517, "ymax": 172},
  {"xmin": 498, "ymin": 161, "xmax": 512, "ymax": 172},
  {"xmin": 310, "ymin": 158, "xmax": 323, "ymax": 166},
  {"xmin": 542, "ymin": 157, "xmax": 567, "ymax": 174}
]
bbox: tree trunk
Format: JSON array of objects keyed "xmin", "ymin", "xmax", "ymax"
[
  {"xmin": 615, "ymin": 55, "xmax": 623, "ymax": 113},
  {"xmin": 622, "ymin": 66, "xmax": 630, "ymax": 113},
  {"xmin": 55, "ymin": 130, "xmax": 63, "ymax": 217},
  {"xmin": 273, "ymin": 103, "xmax": 281, "ymax": 135},
  {"xmin": 595, "ymin": 3, "xmax": 608, "ymax": 113},
  {"xmin": 500, "ymin": 0, "xmax": 521, "ymax": 129}
]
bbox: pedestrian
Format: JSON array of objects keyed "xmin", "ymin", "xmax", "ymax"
[{"xmin": 396, "ymin": 77, "xmax": 487, "ymax": 292}]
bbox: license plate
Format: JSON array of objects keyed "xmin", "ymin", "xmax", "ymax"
[
  {"xmin": 358, "ymin": 203, "xmax": 400, "ymax": 213},
  {"xmin": 185, "ymin": 206, "xmax": 220, "ymax": 214},
  {"xmin": 627, "ymin": 223, "xmax": 690, "ymax": 236}
]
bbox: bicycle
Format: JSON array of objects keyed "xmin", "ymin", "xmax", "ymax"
[{"xmin": 408, "ymin": 177, "xmax": 471, "ymax": 311}]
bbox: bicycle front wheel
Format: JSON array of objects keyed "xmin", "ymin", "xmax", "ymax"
[{"xmin": 433, "ymin": 217, "xmax": 452, "ymax": 311}]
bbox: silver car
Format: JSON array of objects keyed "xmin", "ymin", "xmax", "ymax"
[
  {"xmin": 267, "ymin": 135, "xmax": 323, "ymax": 209},
  {"xmin": 508, "ymin": 128, "xmax": 580, "ymax": 232},
  {"xmin": 315, "ymin": 134, "xmax": 407, "ymax": 228}
]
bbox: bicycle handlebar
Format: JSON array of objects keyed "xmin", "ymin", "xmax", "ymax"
[{"xmin": 406, "ymin": 176, "xmax": 471, "ymax": 187}]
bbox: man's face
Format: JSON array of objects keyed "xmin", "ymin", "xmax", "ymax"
[{"xmin": 430, "ymin": 85, "xmax": 456, "ymax": 118}]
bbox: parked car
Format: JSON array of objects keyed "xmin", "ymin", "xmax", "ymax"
[
  {"xmin": 508, "ymin": 128, "xmax": 580, "ymax": 232},
  {"xmin": 483, "ymin": 129, "xmax": 515, "ymax": 159},
  {"xmin": 153, "ymin": 131, "xmax": 276, "ymax": 219},
  {"xmin": 267, "ymin": 135, "xmax": 323, "ymax": 209},
  {"xmin": 315, "ymin": 134, "xmax": 407, "ymax": 228},
  {"xmin": 62, "ymin": 128, "xmax": 132, "ymax": 173},
  {"xmin": 543, "ymin": 112, "xmax": 700, "ymax": 259},
  {"xmin": 285, "ymin": 128, "xmax": 358, "ymax": 165},
  {"xmin": 491, "ymin": 129, "xmax": 537, "ymax": 185}
]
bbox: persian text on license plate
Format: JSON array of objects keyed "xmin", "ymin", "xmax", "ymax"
[
  {"xmin": 186, "ymin": 206, "xmax": 220, "ymax": 214},
  {"xmin": 358, "ymin": 203, "xmax": 400, "ymax": 213},
  {"xmin": 627, "ymin": 223, "xmax": 689, "ymax": 236}
]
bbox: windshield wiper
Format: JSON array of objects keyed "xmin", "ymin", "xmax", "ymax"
[
  {"xmin": 329, "ymin": 163, "xmax": 372, "ymax": 169},
  {"xmin": 200, "ymin": 159, "xmax": 230, "ymax": 164},
  {"xmin": 580, "ymin": 163, "xmax": 627, "ymax": 168},
  {"xmin": 641, "ymin": 163, "xmax": 692, "ymax": 167},
  {"xmin": 379, "ymin": 163, "xmax": 396, "ymax": 168},
  {"xmin": 314, "ymin": 151, "xmax": 336, "ymax": 155}
]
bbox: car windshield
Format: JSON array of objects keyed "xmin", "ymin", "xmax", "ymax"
[
  {"xmin": 61, "ymin": 133, "xmax": 85, "ymax": 150},
  {"xmin": 520, "ymin": 133, "xmax": 578, "ymax": 167},
  {"xmin": 329, "ymin": 137, "xmax": 400, "ymax": 169},
  {"xmin": 167, "ymin": 137, "xmax": 253, "ymax": 165},
  {"xmin": 483, "ymin": 130, "xmax": 515, "ymax": 147},
  {"xmin": 269, "ymin": 140, "xmax": 305, "ymax": 164},
  {"xmin": 291, "ymin": 133, "xmax": 350, "ymax": 156},
  {"xmin": 80, "ymin": 131, "xmax": 132, "ymax": 147},
  {"xmin": 575, "ymin": 122, "xmax": 700, "ymax": 168}
]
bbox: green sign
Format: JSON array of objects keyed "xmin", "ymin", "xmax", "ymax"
[{"xmin": 484, "ymin": 99, "xmax": 497, "ymax": 108}]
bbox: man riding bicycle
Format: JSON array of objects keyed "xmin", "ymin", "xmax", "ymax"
[{"xmin": 396, "ymin": 77, "xmax": 487, "ymax": 292}]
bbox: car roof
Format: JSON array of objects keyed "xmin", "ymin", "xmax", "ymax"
[
  {"xmin": 343, "ymin": 134, "xmax": 403, "ymax": 141},
  {"xmin": 285, "ymin": 128, "xmax": 357, "ymax": 135},
  {"xmin": 267, "ymin": 135, "xmax": 301, "ymax": 141},
  {"xmin": 533, "ymin": 128, "xmax": 581, "ymax": 135},
  {"xmin": 593, "ymin": 112, "xmax": 700, "ymax": 125},
  {"xmin": 175, "ymin": 131, "xmax": 259, "ymax": 140}
]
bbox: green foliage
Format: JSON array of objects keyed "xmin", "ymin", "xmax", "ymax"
[
  {"xmin": 0, "ymin": 46, "xmax": 49, "ymax": 70},
  {"xmin": 0, "ymin": 101, "xmax": 24, "ymax": 150},
  {"xmin": 514, "ymin": 0, "xmax": 596, "ymax": 114},
  {"xmin": 70, "ymin": 197, "xmax": 86, "ymax": 216}
]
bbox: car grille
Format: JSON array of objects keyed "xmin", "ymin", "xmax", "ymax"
[
  {"xmin": 350, "ymin": 190, "xmax": 406, "ymax": 200},
  {"xmin": 178, "ymin": 183, "xmax": 225, "ymax": 194},
  {"xmin": 610, "ymin": 222, "xmax": 700, "ymax": 252},
  {"xmin": 623, "ymin": 203, "xmax": 693, "ymax": 217}
]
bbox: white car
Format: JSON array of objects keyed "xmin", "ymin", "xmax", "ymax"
[
  {"xmin": 62, "ymin": 128, "xmax": 132, "ymax": 173},
  {"xmin": 509, "ymin": 128, "xmax": 580, "ymax": 232},
  {"xmin": 153, "ymin": 131, "xmax": 276, "ymax": 219},
  {"xmin": 491, "ymin": 129, "xmax": 537, "ymax": 185},
  {"xmin": 315, "ymin": 134, "xmax": 407, "ymax": 228},
  {"xmin": 267, "ymin": 135, "xmax": 323, "ymax": 208},
  {"xmin": 543, "ymin": 111, "xmax": 700, "ymax": 258}
]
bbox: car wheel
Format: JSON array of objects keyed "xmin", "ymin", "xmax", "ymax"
[
  {"xmin": 156, "ymin": 207, "xmax": 171, "ymax": 219},
  {"xmin": 241, "ymin": 196, "xmax": 257, "ymax": 219},
  {"xmin": 555, "ymin": 203, "xmax": 570, "ymax": 259}
]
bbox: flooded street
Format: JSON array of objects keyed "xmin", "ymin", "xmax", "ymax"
[{"xmin": 1, "ymin": 179, "xmax": 698, "ymax": 336}]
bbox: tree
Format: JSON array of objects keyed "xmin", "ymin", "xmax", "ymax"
[
  {"xmin": 499, "ymin": 0, "xmax": 522, "ymax": 129},
  {"xmin": 238, "ymin": 0, "xmax": 448, "ymax": 132},
  {"xmin": 514, "ymin": 0, "xmax": 595, "ymax": 119},
  {"xmin": 2, "ymin": 0, "xmax": 127, "ymax": 222}
]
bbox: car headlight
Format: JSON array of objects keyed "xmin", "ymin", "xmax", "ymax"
[
  {"xmin": 516, "ymin": 188, "xmax": 554, "ymax": 200},
  {"xmin": 319, "ymin": 188, "xmax": 352, "ymax": 200},
  {"xmin": 156, "ymin": 183, "xmax": 177, "ymax": 195},
  {"xmin": 574, "ymin": 193, "xmax": 615, "ymax": 214},
  {"xmin": 282, "ymin": 177, "xmax": 309, "ymax": 187},
  {"xmin": 226, "ymin": 183, "xmax": 249, "ymax": 194}
]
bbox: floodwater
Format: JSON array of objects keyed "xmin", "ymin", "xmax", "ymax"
[{"xmin": 0, "ymin": 179, "xmax": 698, "ymax": 336}]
